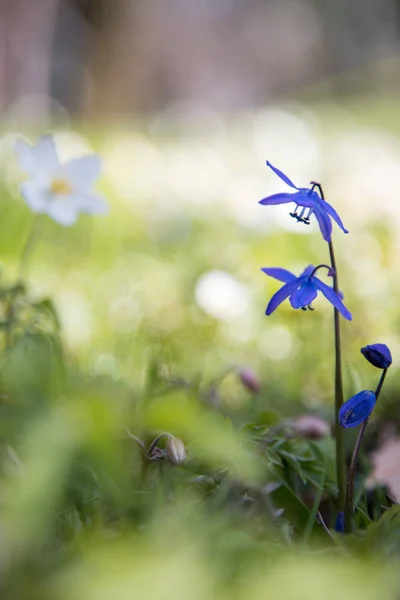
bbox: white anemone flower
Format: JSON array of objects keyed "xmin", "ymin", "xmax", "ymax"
[{"xmin": 15, "ymin": 135, "xmax": 108, "ymax": 226}]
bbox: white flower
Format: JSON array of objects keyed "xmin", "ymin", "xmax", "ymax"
[{"xmin": 15, "ymin": 135, "xmax": 108, "ymax": 226}]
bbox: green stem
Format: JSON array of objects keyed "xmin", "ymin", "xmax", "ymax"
[
  {"xmin": 18, "ymin": 216, "xmax": 40, "ymax": 281},
  {"xmin": 4, "ymin": 297, "xmax": 14, "ymax": 350},
  {"xmin": 312, "ymin": 182, "xmax": 347, "ymax": 511},
  {"xmin": 303, "ymin": 472, "xmax": 326, "ymax": 543},
  {"xmin": 344, "ymin": 368, "xmax": 388, "ymax": 532},
  {"xmin": 328, "ymin": 239, "xmax": 346, "ymax": 512}
]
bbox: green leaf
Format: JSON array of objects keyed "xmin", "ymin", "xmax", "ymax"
[
  {"xmin": 265, "ymin": 448, "xmax": 284, "ymax": 467},
  {"xmin": 32, "ymin": 298, "xmax": 61, "ymax": 330}
]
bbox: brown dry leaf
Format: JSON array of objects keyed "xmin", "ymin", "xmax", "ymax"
[{"xmin": 367, "ymin": 436, "xmax": 400, "ymax": 501}]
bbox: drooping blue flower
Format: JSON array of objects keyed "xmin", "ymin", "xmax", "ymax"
[
  {"xmin": 261, "ymin": 265, "xmax": 352, "ymax": 320},
  {"xmin": 361, "ymin": 343, "xmax": 392, "ymax": 370},
  {"xmin": 259, "ymin": 161, "xmax": 348, "ymax": 243},
  {"xmin": 339, "ymin": 390, "xmax": 376, "ymax": 428}
]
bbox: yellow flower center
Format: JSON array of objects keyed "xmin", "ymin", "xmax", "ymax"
[{"xmin": 49, "ymin": 178, "xmax": 71, "ymax": 195}]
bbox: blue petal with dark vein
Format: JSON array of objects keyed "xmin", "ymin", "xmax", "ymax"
[
  {"xmin": 265, "ymin": 279, "xmax": 301, "ymax": 315},
  {"xmin": 313, "ymin": 204, "xmax": 333, "ymax": 242},
  {"xmin": 360, "ymin": 343, "xmax": 392, "ymax": 369},
  {"xmin": 314, "ymin": 278, "xmax": 352, "ymax": 320},
  {"xmin": 261, "ymin": 268, "xmax": 297, "ymax": 283},
  {"xmin": 266, "ymin": 161, "xmax": 299, "ymax": 189},
  {"xmin": 318, "ymin": 198, "xmax": 349, "ymax": 234},
  {"xmin": 339, "ymin": 390, "xmax": 376, "ymax": 428},
  {"xmin": 289, "ymin": 279, "xmax": 317, "ymax": 309},
  {"xmin": 259, "ymin": 193, "xmax": 295, "ymax": 205}
]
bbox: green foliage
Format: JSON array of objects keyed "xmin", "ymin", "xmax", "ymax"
[
  {"xmin": 0, "ymin": 119, "xmax": 399, "ymax": 597},
  {"xmin": 0, "ymin": 282, "xmax": 396, "ymax": 597}
]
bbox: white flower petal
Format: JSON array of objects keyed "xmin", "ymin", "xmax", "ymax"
[
  {"xmin": 73, "ymin": 192, "xmax": 108, "ymax": 215},
  {"xmin": 33, "ymin": 135, "xmax": 59, "ymax": 175},
  {"xmin": 15, "ymin": 135, "xmax": 59, "ymax": 185},
  {"xmin": 63, "ymin": 155, "xmax": 102, "ymax": 190},
  {"xmin": 47, "ymin": 199, "xmax": 78, "ymax": 226},
  {"xmin": 15, "ymin": 139, "xmax": 37, "ymax": 177},
  {"xmin": 20, "ymin": 181, "xmax": 48, "ymax": 212}
]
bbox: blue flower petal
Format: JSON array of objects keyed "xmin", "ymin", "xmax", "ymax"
[
  {"xmin": 265, "ymin": 279, "xmax": 301, "ymax": 315},
  {"xmin": 292, "ymin": 189, "xmax": 319, "ymax": 208},
  {"xmin": 266, "ymin": 161, "xmax": 299, "ymax": 189},
  {"xmin": 318, "ymin": 198, "xmax": 349, "ymax": 234},
  {"xmin": 334, "ymin": 512, "xmax": 345, "ymax": 533},
  {"xmin": 300, "ymin": 265, "xmax": 315, "ymax": 278},
  {"xmin": 339, "ymin": 390, "xmax": 376, "ymax": 428},
  {"xmin": 261, "ymin": 268, "xmax": 297, "ymax": 283},
  {"xmin": 361, "ymin": 344, "xmax": 392, "ymax": 369},
  {"xmin": 259, "ymin": 193, "xmax": 295, "ymax": 205},
  {"xmin": 314, "ymin": 278, "xmax": 352, "ymax": 320},
  {"xmin": 313, "ymin": 204, "xmax": 333, "ymax": 242},
  {"xmin": 289, "ymin": 279, "xmax": 318, "ymax": 309}
]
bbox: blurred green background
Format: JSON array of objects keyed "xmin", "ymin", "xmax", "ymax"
[{"xmin": 0, "ymin": 1, "xmax": 400, "ymax": 598}]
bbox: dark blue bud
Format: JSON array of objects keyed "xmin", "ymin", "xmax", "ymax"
[
  {"xmin": 334, "ymin": 511, "xmax": 345, "ymax": 533},
  {"xmin": 361, "ymin": 343, "xmax": 392, "ymax": 369},
  {"xmin": 339, "ymin": 390, "xmax": 376, "ymax": 428}
]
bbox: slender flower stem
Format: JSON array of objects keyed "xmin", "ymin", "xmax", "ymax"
[
  {"xmin": 125, "ymin": 428, "xmax": 146, "ymax": 451},
  {"xmin": 310, "ymin": 264, "xmax": 332, "ymax": 278},
  {"xmin": 18, "ymin": 216, "xmax": 41, "ymax": 281},
  {"xmin": 3, "ymin": 217, "xmax": 42, "ymax": 349},
  {"xmin": 4, "ymin": 297, "xmax": 14, "ymax": 350},
  {"xmin": 344, "ymin": 369, "xmax": 388, "ymax": 533},
  {"xmin": 328, "ymin": 239, "xmax": 346, "ymax": 512},
  {"xmin": 312, "ymin": 182, "xmax": 346, "ymax": 512}
]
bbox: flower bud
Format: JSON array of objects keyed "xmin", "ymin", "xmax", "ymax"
[
  {"xmin": 334, "ymin": 512, "xmax": 345, "ymax": 533},
  {"xmin": 339, "ymin": 390, "xmax": 376, "ymax": 428},
  {"xmin": 238, "ymin": 367, "xmax": 260, "ymax": 393},
  {"xmin": 291, "ymin": 415, "xmax": 330, "ymax": 439},
  {"xmin": 361, "ymin": 343, "xmax": 392, "ymax": 369},
  {"xmin": 165, "ymin": 436, "xmax": 187, "ymax": 466}
]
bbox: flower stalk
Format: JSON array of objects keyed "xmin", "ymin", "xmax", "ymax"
[
  {"xmin": 18, "ymin": 215, "xmax": 41, "ymax": 281},
  {"xmin": 328, "ymin": 238, "xmax": 346, "ymax": 512},
  {"xmin": 260, "ymin": 165, "xmax": 351, "ymax": 520},
  {"xmin": 312, "ymin": 181, "xmax": 346, "ymax": 512},
  {"xmin": 344, "ymin": 368, "xmax": 388, "ymax": 532}
]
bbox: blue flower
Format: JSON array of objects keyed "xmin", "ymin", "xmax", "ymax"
[
  {"xmin": 259, "ymin": 161, "xmax": 348, "ymax": 243},
  {"xmin": 334, "ymin": 512, "xmax": 345, "ymax": 533},
  {"xmin": 361, "ymin": 343, "xmax": 392, "ymax": 370},
  {"xmin": 339, "ymin": 390, "xmax": 376, "ymax": 428},
  {"xmin": 261, "ymin": 265, "xmax": 352, "ymax": 320}
]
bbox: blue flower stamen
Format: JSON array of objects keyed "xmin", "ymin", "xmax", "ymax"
[
  {"xmin": 290, "ymin": 206, "xmax": 303, "ymax": 222},
  {"xmin": 303, "ymin": 207, "xmax": 314, "ymax": 225},
  {"xmin": 301, "ymin": 303, "xmax": 315, "ymax": 311},
  {"xmin": 298, "ymin": 207, "xmax": 307, "ymax": 220},
  {"xmin": 290, "ymin": 205, "xmax": 313, "ymax": 224}
]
